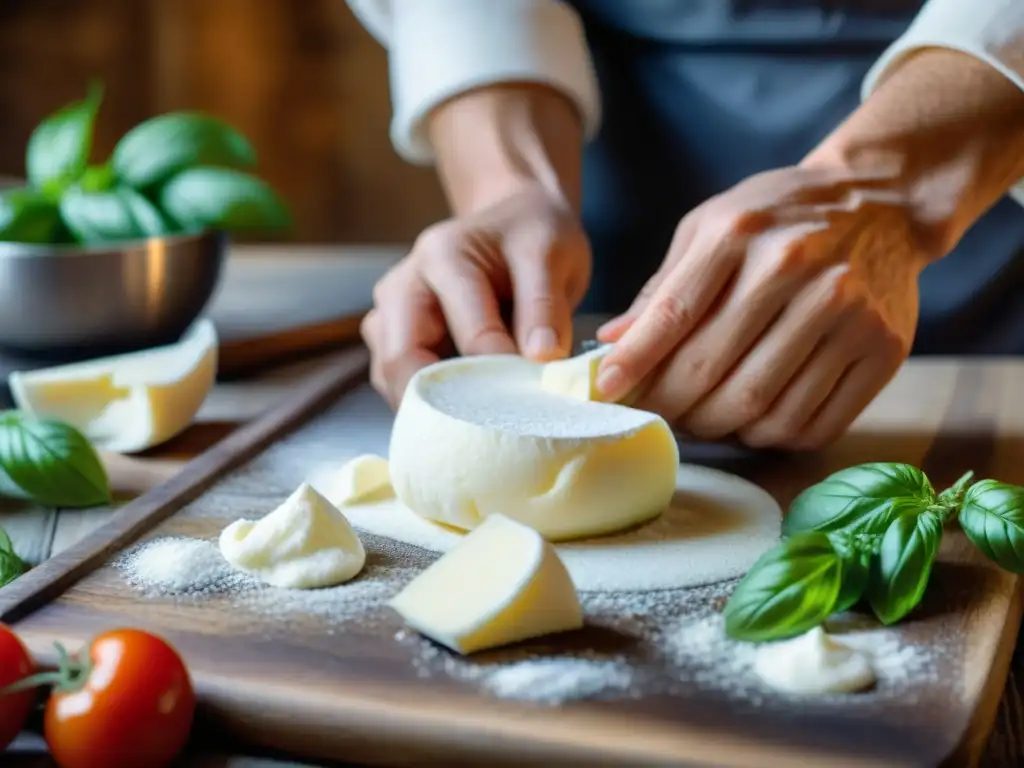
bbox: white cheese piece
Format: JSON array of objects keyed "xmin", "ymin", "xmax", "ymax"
[
  {"xmin": 752, "ymin": 626, "xmax": 876, "ymax": 695},
  {"xmin": 388, "ymin": 353, "xmax": 679, "ymax": 541},
  {"xmin": 539, "ymin": 343, "xmax": 642, "ymax": 405},
  {"xmin": 219, "ymin": 482, "xmax": 366, "ymax": 589},
  {"xmin": 539, "ymin": 344, "xmax": 608, "ymax": 401},
  {"xmin": 333, "ymin": 454, "xmax": 393, "ymax": 505},
  {"xmin": 8, "ymin": 319, "xmax": 217, "ymax": 454},
  {"xmin": 389, "ymin": 513, "xmax": 583, "ymax": 654}
]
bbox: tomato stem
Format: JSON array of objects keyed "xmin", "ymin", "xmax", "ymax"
[{"xmin": 0, "ymin": 640, "xmax": 92, "ymax": 698}]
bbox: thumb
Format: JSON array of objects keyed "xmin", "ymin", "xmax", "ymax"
[{"xmin": 509, "ymin": 249, "xmax": 574, "ymax": 362}]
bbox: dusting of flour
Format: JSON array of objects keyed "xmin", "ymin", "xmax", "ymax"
[
  {"xmin": 310, "ymin": 462, "xmax": 783, "ymax": 593},
  {"xmin": 422, "ymin": 361, "xmax": 654, "ymax": 439},
  {"xmin": 113, "ymin": 530, "xmax": 942, "ymax": 711}
]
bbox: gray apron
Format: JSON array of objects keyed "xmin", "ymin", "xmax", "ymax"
[{"xmin": 570, "ymin": 0, "xmax": 1024, "ymax": 355}]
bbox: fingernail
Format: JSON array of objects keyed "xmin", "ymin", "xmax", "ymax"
[
  {"xmin": 596, "ymin": 364, "xmax": 626, "ymax": 400},
  {"xmin": 526, "ymin": 327, "xmax": 560, "ymax": 359}
]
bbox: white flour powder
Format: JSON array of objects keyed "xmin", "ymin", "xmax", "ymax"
[
  {"xmin": 113, "ymin": 535, "xmax": 419, "ymax": 622},
  {"xmin": 310, "ymin": 462, "xmax": 783, "ymax": 592},
  {"xmin": 119, "ymin": 537, "xmax": 246, "ymax": 595},
  {"xmin": 480, "ymin": 659, "xmax": 634, "ymax": 703},
  {"xmin": 114, "ymin": 533, "xmax": 939, "ymax": 710}
]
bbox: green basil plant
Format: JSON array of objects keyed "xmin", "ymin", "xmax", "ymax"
[
  {"xmin": 2, "ymin": 80, "xmax": 289, "ymax": 245},
  {"xmin": 724, "ymin": 462, "xmax": 1024, "ymax": 642}
]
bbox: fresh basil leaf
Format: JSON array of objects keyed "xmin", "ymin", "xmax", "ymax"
[
  {"xmin": 0, "ymin": 411, "xmax": 110, "ymax": 508},
  {"xmin": 26, "ymin": 81, "xmax": 103, "ymax": 197},
  {"xmin": 783, "ymin": 462, "xmax": 935, "ymax": 536},
  {"xmin": 958, "ymin": 479, "xmax": 1024, "ymax": 574},
  {"xmin": 937, "ymin": 470, "xmax": 975, "ymax": 509},
  {"xmin": 0, "ymin": 187, "xmax": 63, "ymax": 244},
  {"xmin": 60, "ymin": 183, "xmax": 171, "ymax": 244},
  {"xmin": 113, "ymin": 112, "xmax": 257, "ymax": 190},
  {"xmin": 159, "ymin": 167, "xmax": 290, "ymax": 232},
  {"xmin": 0, "ymin": 548, "xmax": 25, "ymax": 587},
  {"xmin": 723, "ymin": 531, "xmax": 842, "ymax": 642},
  {"xmin": 868, "ymin": 510, "xmax": 943, "ymax": 625},
  {"xmin": 0, "ymin": 526, "xmax": 13, "ymax": 556},
  {"xmin": 828, "ymin": 532, "xmax": 878, "ymax": 613}
]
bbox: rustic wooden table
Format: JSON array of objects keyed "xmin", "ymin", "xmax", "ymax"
[{"xmin": 4, "ymin": 245, "xmax": 1024, "ymax": 767}]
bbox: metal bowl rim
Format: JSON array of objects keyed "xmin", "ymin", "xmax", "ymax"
[{"xmin": 0, "ymin": 229, "xmax": 226, "ymax": 260}]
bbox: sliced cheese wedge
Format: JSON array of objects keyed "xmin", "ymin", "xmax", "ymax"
[
  {"xmin": 334, "ymin": 453, "xmax": 393, "ymax": 505},
  {"xmin": 539, "ymin": 344, "xmax": 608, "ymax": 401},
  {"xmin": 389, "ymin": 353, "xmax": 679, "ymax": 541},
  {"xmin": 8, "ymin": 319, "xmax": 217, "ymax": 454},
  {"xmin": 219, "ymin": 482, "xmax": 366, "ymax": 589},
  {"xmin": 389, "ymin": 514, "xmax": 583, "ymax": 654},
  {"xmin": 539, "ymin": 343, "xmax": 642, "ymax": 405}
]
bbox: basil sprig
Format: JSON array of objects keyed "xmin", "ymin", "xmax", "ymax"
[
  {"xmin": 724, "ymin": 462, "xmax": 1024, "ymax": 641},
  {"xmin": 5, "ymin": 81, "xmax": 289, "ymax": 246},
  {"xmin": 0, "ymin": 411, "xmax": 110, "ymax": 508}
]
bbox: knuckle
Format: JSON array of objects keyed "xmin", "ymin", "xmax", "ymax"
[
  {"xmin": 734, "ymin": 385, "xmax": 772, "ymax": 423},
  {"xmin": 412, "ymin": 221, "xmax": 457, "ymax": 255},
  {"xmin": 686, "ymin": 355, "xmax": 716, "ymax": 393},
  {"xmin": 817, "ymin": 267, "xmax": 868, "ymax": 316},
  {"xmin": 649, "ymin": 294, "xmax": 695, "ymax": 334}
]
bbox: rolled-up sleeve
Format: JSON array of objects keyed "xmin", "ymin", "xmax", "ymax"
[
  {"xmin": 862, "ymin": 0, "xmax": 1024, "ymax": 206},
  {"xmin": 345, "ymin": 0, "xmax": 601, "ymax": 165}
]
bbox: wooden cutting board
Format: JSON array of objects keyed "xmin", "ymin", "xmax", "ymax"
[{"xmin": 0, "ymin": 347, "xmax": 1020, "ymax": 767}]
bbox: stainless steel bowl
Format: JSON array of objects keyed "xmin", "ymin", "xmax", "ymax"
[{"xmin": 0, "ymin": 230, "xmax": 226, "ymax": 356}]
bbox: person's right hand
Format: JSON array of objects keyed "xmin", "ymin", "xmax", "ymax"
[{"xmin": 361, "ymin": 184, "xmax": 592, "ymax": 408}]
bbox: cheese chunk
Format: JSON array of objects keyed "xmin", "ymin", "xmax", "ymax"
[
  {"xmin": 539, "ymin": 344, "xmax": 641, "ymax": 406},
  {"xmin": 8, "ymin": 319, "xmax": 217, "ymax": 454},
  {"xmin": 752, "ymin": 627, "xmax": 876, "ymax": 695},
  {"xmin": 334, "ymin": 454, "xmax": 393, "ymax": 505},
  {"xmin": 219, "ymin": 482, "xmax": 366, "ymax": 589},
  {"xmin": 539, "ymin": 344, "xmax": 607, "ymax": 401},
  {"xmin": 389, "ymin": 514, "xmax": 583, "ymax": 654},
  {"xmin": 389, "ymin": 353, "xmax": 679, "ymax": 541}
]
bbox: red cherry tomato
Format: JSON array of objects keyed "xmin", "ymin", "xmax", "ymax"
[
  {"xmin": 44, "ymin": 628, "xmax": 195, "ymax": 768},
  {"xmin": 0, "ymin": 623, "xmax": 35, "ymax": 749}
]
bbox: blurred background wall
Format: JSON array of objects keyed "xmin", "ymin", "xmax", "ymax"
[{"xmin": 0, "ymin": 0, "xmax": 449, "ymax": 243}]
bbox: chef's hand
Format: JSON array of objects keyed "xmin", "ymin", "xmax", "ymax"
[
  {"xmin": 361, "ymin": 185, "xmax": 592, "ymax": 407},
  {"xmin": 595, "ymin": 165, "xmax": 928, "ymax": 450}
]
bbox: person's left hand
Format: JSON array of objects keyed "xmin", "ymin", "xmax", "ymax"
[{"xmin": 594, "ymin": 164, "xmax": 933, "ymax": 450}]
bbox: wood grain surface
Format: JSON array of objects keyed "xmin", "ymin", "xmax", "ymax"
[{"xmin": 1, "ymin": 348, "xmax": 1021, "ymax": 767}]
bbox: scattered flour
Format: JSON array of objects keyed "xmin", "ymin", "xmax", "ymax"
[
  {"xmin": 113, "ymin": 533, "xmax": 940, "ymax": 710},
  {"xmin": 481, "ymin": 659, "xmax": 635, "ymax": 704},
  {"xmin": 113, "ymin": 535, "xmax": 419, "ymax": 622},
  {"xmin": 660, "ymin": 611, "xmax": 936, "ymax": 702},
  {"xmin": 118, "ymin": 537, "xmax": 245, "ymax": 595},
  {"xmin": 310, "ymin": 462, "xmax": 783, "ymax": 592}
]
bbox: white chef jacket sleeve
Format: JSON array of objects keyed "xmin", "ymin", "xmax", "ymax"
[
  {"xmin": 862, "ymin": 0, "xmax": 1024, "ymax": 206},
  {"xmin": 345, "ymin": 0, "xmax": 601, "ymax": 165}
]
